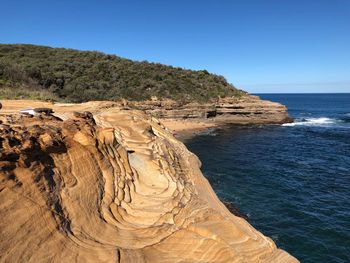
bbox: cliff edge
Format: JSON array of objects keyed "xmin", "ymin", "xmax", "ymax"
[
  {"xmin": 125, "ymin": 95, "xmax": 292, "ymax": 124},
  {"xmin": 0, "ymin": 103, "xmax": 298, "ymax": 262}
]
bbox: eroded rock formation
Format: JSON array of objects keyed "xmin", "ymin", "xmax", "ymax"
[
  {"xmin": 0, "ymin": 107, "xmax": 298, "ymax": 262},
  {"xmin": 125, "ymin": 95, "xmax": 292, "ymax": 124}
]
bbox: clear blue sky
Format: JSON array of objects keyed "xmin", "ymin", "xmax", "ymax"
[{"xmin": 1, "ymin": 0, "xmax": 349, "ymax": 93}]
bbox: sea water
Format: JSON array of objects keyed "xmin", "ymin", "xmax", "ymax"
[{"xmin": 185, "ymin": 94, "xmax": 350, "ymax": 263}]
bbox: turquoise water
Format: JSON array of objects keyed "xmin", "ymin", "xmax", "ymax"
[{"xmin": 185, "ymin": 94, "xmax": 350, "ymax": 263}]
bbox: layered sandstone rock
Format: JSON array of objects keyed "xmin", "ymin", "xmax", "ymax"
[
  {"xmin": 124, "ymin": 95, "xmax": 292, "ymax": 124},
  {"xmin": 0, "ymin": 105, "xmax": 298, "ymax": 262},
  {"xmin": 214, "ymin": 96, "xmax": 292, "ymax": 124},
  {"xmin": 0, "ymin": 93, "xmax": 292, "ymax": 126}
]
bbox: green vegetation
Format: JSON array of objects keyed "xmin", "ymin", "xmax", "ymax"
[{"xmin": 0, "ymin": 44, "xmax": 244, "ymax": 103}]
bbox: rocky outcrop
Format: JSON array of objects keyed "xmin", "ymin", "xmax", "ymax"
[
  {"xmin": 0, "ymin": 93, "xmax": 292, "ymax": 126},
  {"xmin": 0, "ymin": 106, "xmax": 298, "ymax": 262},
  {"xmin": 125, "ymin": 95, "xmax": 292, "ymax": 124},
  {"xmin": 214, "ymin": 96, "xmax": 292, "ymax": 124}
]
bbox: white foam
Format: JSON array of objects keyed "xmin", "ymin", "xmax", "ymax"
[
  {"xmin": 199, "ymin": 128, "xmax": 218, "ymax": 136},
  {"xmin": 282, "ymin": 117, "xmax": 337, "ymax": 127}
]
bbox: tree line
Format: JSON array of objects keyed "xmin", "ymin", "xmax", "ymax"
[{"xmin": 0, "ymin": 44, "xmax": 244, "ymax": 102}]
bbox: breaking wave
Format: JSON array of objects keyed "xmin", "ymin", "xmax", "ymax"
[{"xmin": 282, "ymin": 117, "xmax": 340, "ymax": 127}]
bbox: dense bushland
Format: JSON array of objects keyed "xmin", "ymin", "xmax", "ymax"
[{"xmin": 0, "ymin": 44, "xmax": 244, "ymax": 102}]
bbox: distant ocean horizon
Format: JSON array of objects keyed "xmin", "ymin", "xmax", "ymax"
[
  {"xmin": 185, "ymin": 93, "xmax": 350, "ymax": 263},
  {"xmin": 251, "ymin": 91, "xmax": 350, "ymax": 95},
  {"xmin": 254, "ymin": 92, "xmax": 350, "ymax": 95}
]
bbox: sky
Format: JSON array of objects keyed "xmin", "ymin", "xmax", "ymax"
[{"xmin": 0, "ymin": 0, "xmax": 349, "ymax": 93}]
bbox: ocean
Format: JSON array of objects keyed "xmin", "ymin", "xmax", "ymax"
[{"xmin": 184, "ymin": 94, "xmax": 350, "ymax": 263}]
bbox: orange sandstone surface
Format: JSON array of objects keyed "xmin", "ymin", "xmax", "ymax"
[{"xmin": 0, "ymin": 100, "xmax": 298, "ymax": 262}]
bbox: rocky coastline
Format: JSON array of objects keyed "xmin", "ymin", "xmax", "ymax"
[
  {"xmin": 124, "ymin": 95, "xmax": 292, "ymax": 124},
  {"xmin": 123, "ymin": 95, "xmax": 292, "ymax": 137},
  {"xmin": 0, "ymin": 98, "xmax": 298, "ymax": 262}
]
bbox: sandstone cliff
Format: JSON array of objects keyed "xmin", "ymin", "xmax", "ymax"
[
  {"xmin": 0, "ymin": 102, "xmax": 298, "ymax": 262},
  {"xmin": 124, "ymin": 95, "xmax": 292, "ymax": 125}
]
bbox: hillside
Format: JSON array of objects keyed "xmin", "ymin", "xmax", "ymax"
[{"xmin": 0, "ymin": 44, "xmax": 244, "ymax": 103}]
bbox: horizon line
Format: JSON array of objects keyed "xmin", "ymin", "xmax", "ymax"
[{"xmin": 253, "ymin": 92, "xmax": 350, "ymax": 94}]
